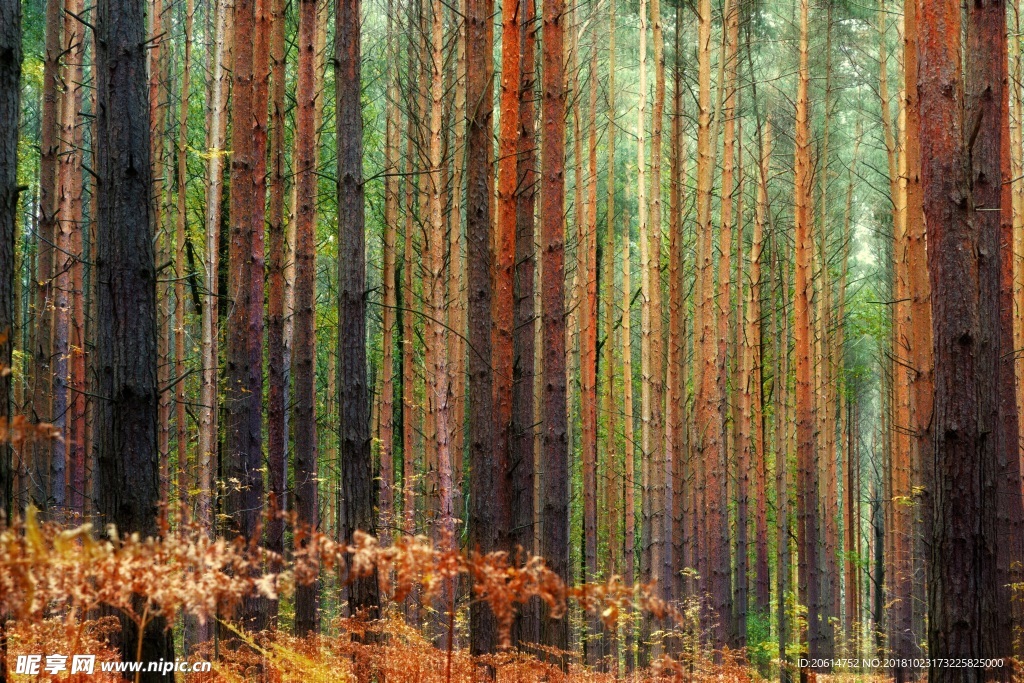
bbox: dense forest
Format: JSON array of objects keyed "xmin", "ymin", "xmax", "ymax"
[{"xmin": 1, "ymin": 0, "xmax": 1023, "ymax": 679}]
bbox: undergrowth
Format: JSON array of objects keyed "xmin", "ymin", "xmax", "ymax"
[{"xmin": 0, "ymin": 508, "xmax": 771, "ymax": 681}]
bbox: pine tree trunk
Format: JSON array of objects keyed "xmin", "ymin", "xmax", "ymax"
[
  {"xmin": 539, "ymin": 0, "xmax": 568, "ymax": 656},
  {"xmin": 752, "ymin": 119, "xmax": 771, "ymax": 616},
  {"xmin": 223, "ymin": 0, "xmax": 267, "ymax": 628},
  {"xmin": 293, "ymin": 0, "xmax": 320, "ymax": 635},
  {"xmin": 68, "ymin": 29, "xmax": 86, "ymax": 514},
  {"xmin": 173, "ymin": 0, "xmax": 194, "ymax": 520},
  {"xmin": 401, "ymin": 32, "xmax": 418, "ymax": 543},
  {"xmin": 966, "ymin": 0, "xmax": 1024, "ymax": 665},
  {"xmin": 621, "ymin": 214, "xmax": 636, "ymax": 673},
  {"xmin": 511, "ymin": 0, "xmax": 538, "ymax": 647},
  {"xmin": 919, "ymin": 0, "xmax": 992, "ymax": 678},
  {"xmin": 53, "ymin": 0, "xmax": 84, "ymax": 512},
  {"xmin": 379, "ymin": 0, "xmax": 400, "ymax": 544},
  {"xmin": 495, "ymin": 0, "xmax": 520, "ymax": 566},
  {"xmin": 718, "ymin": 0, "xmax": 739, "ymax": 645},
  {"xmin": 94, "ymin": 0, "xmax": 175, "ymax": 666},
  {"xmin": 601, "ymin": 3, "xmax": 619, "ymax": 665},
  {"xmin": 266, "ymin": 0, "xmax": 289, "ymax": 574},
  {"xmin": 793, "ymin": 0, "xmax": 824, "ymax": 666},
  {"xmin": 903, "ymin": 0, "xmax": 931, "ymax": 657},
  {"xmin": 636, "ymin": 3, "xmax": 650, "ymax": 657},
  {"xmin": 647, "ymin": 0, "xmax": 666, "ymax": 615},
  {"xmin": 582, "ymin": 33, "xmax": 600, "ymax": 667},
  {"xmin": 0, "ymin": 0, "xmax": 20, "ymax": 523},
  {"xmin": 151, "ymin": 0, "xmax": 171, "ymax": 516},
  {"xmin": 31, "ymin": 0, "xmax": 60, "ymax": 511},
  {"xmin": 336, "ymin": 0, "xmax": 379, "ymax": 620},
  {"xmin": 198, "ymin": 0, "xmax": 229, "ymax": 554},
  {"xmin": 840, "ymin": 124, "xmax": 862, "ymax": 652},
  {"xmin": 878, "ymin": 3, "xmax": 914, "ymax": 667},
  {"xmin": 666, "ymin": 0, "xmax": 685, "ymax": 622},
  {"xmin": 772, "ymin": 226, "xmax": 792, "ymax": 683},
  {"xmin": 466, "ymin": 0, "xmax": 498, "ymax": 648}
]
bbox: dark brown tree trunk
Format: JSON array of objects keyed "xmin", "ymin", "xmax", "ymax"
[
  {"xmin": 94, "ymin": 0, "xmax": 175, "ymax": 669},
  {"xmin": 920, "ymin": 0, "xmax": 998, "ymax": 679},
  {"xmin": 336, "ymin": 0, "xmax": 379, "ymax": 620},
  {"xmin": 293, "ymin": 0, "xmax": 319, "ymax": 636},
  {"xmin": 466, "ymin": 0, "xmax": 498, "ymax": 649},
  {"xmin": 539, "ymin": 0, "xmax": 568, "ymax": 656},
  {"xmin": 966, "ymin": 0, "xmax": 1024, "ymax": 667},
  {"xmin": 0, "ymin": 0, "xmax": 20, "ymax": 524}
]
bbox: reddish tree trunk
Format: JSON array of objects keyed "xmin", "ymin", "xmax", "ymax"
[
  {"xmin": 293, "ymin": 0, "xmax": 319, "ymax": 635},
  {"xmin": 266, "ymin": 0, "xmax": 288, "ymax": 573},
  {"xmin": 539, "ymin": 0, "xmax": 568, "ymax": 653},
  {"xmin": 919, "ymin": 0, "xmax": 995, "ymax": 678}
]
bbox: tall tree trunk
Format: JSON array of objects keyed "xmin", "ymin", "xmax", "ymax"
[
  {"xmin": 495, "ymin": 0, "xmax": 520, "ymax": 576},
  {"xmin": 539, "ymin": 0, "xmax": 568, "ymax": 656},
  {"xmin": 174, "ymin": 0, "xmax": 194, "ymax": 518},
  {"xmin": 636, "ymin": 3, "xmax": 649, "ymax": 657},
  {"xmin": 198, "ymin": 0, "xmax": 229, "ymax": 554},
  {"xmin": 94, "ymin": 0, "xmax": 175, "ymax": 666},
  {"xmin": 840, "ymin": 123, "xmax": 862, "ymax": 652},
  {"xmin": 919, "ymin": 0, "xmax": 996, "ymax": 678},
  {"xmin": 152, "ymin": 0, "xmax": 170, "ymax": 515},
  {"xmin": 773, "ymin": 223, "xmax": 792, "ymax": 683},
  {"xmin": 293, "ymin": 0, "xmax": 320, "ymax": 636},
  {"xmin": 53, "ymin": 0, "xmax": 84, "ymax": 512},
  {"xmin": 223, "ymin": 0, "xmax": 268, "ymax": 629},
  {"xmin": 448, "ymin": 0, "xmax": 467, "ymax": 524},
  {"xmin": 401, "ymin": 30, "xmax": 418, "ymax": 543},
  {"xmin": 751, "ymin": 118, "xmax": 772, "ymax": 616},
  {"xmin": 621, "ymin": 213, "xmax": 636, "ymax": 673},
  {"xmin": 582, "ymin": 31, "xmax": 600, "ymax": 667},
  {"xmin": 176, "ymin": 0, "xmax": 198, "ymax": 644},
  {"xmin": 266, "ymin": 0, "xmax": 288, "ymax": 576},
  {"xmin": 379, "ymin": 0, "xmax": 400, "ymax": 543},
  {"xmin": 818, "ymin": 11, "xmax": 838, "ymax": 657},
  {"xmin": 718, "ymin": 0, "xmax": 739, "ymax": 646},
  {"xmin": 602, "ymin": 3, "xmax": 619, "ymax": 666},
  {"xmin": 695, "ymin": 0, "xmax": 730, "ymax": 649},
  {"xmin": 903, "ymin": 0, "xmax": 932, "ymax": 659},
  {"xmin": 741, "ymin": 113, "xmax": 768, "ymax": 626},
  {"xmin": 647, "ymin": 0, "xmax": 666, "ymax": 614},
  {"xmin": 427, "ymin": 0, "xmax": 455, "ymax": 646},
  {"xmin": 32, "ymin": 0, "xmax": 60, "ymax": 511},
  {"xmin": 336, "ymin": 0, "xmax": 380, "ymax": 620},
  {"xmin": 69, "ymin": 99, "xmax": 86, "ymax": 516},
  {"xmin": 0, "ymin": 0, "xmax": 20, "ymax": 525},
  {"xmin": 466, "ymin": 0, "xmax": 497, "ymax": 647},
  {"xmin": 511, "ymin": 0, "xmax": 538, "ymax": 648},
  {"xmin": 793, "ymin": 0, "xmax": 823, "ymax": 666},
  {"xmin": 966, "ymin": 0, "xmax": 1024, "ymax": 665},
  {"xmin": 878, "ymin": 3, "xmax": 914, "ymax": 668},
  {"xmin": 666, "ymin": 0, "xmax": 684, "ymax": 622}
]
